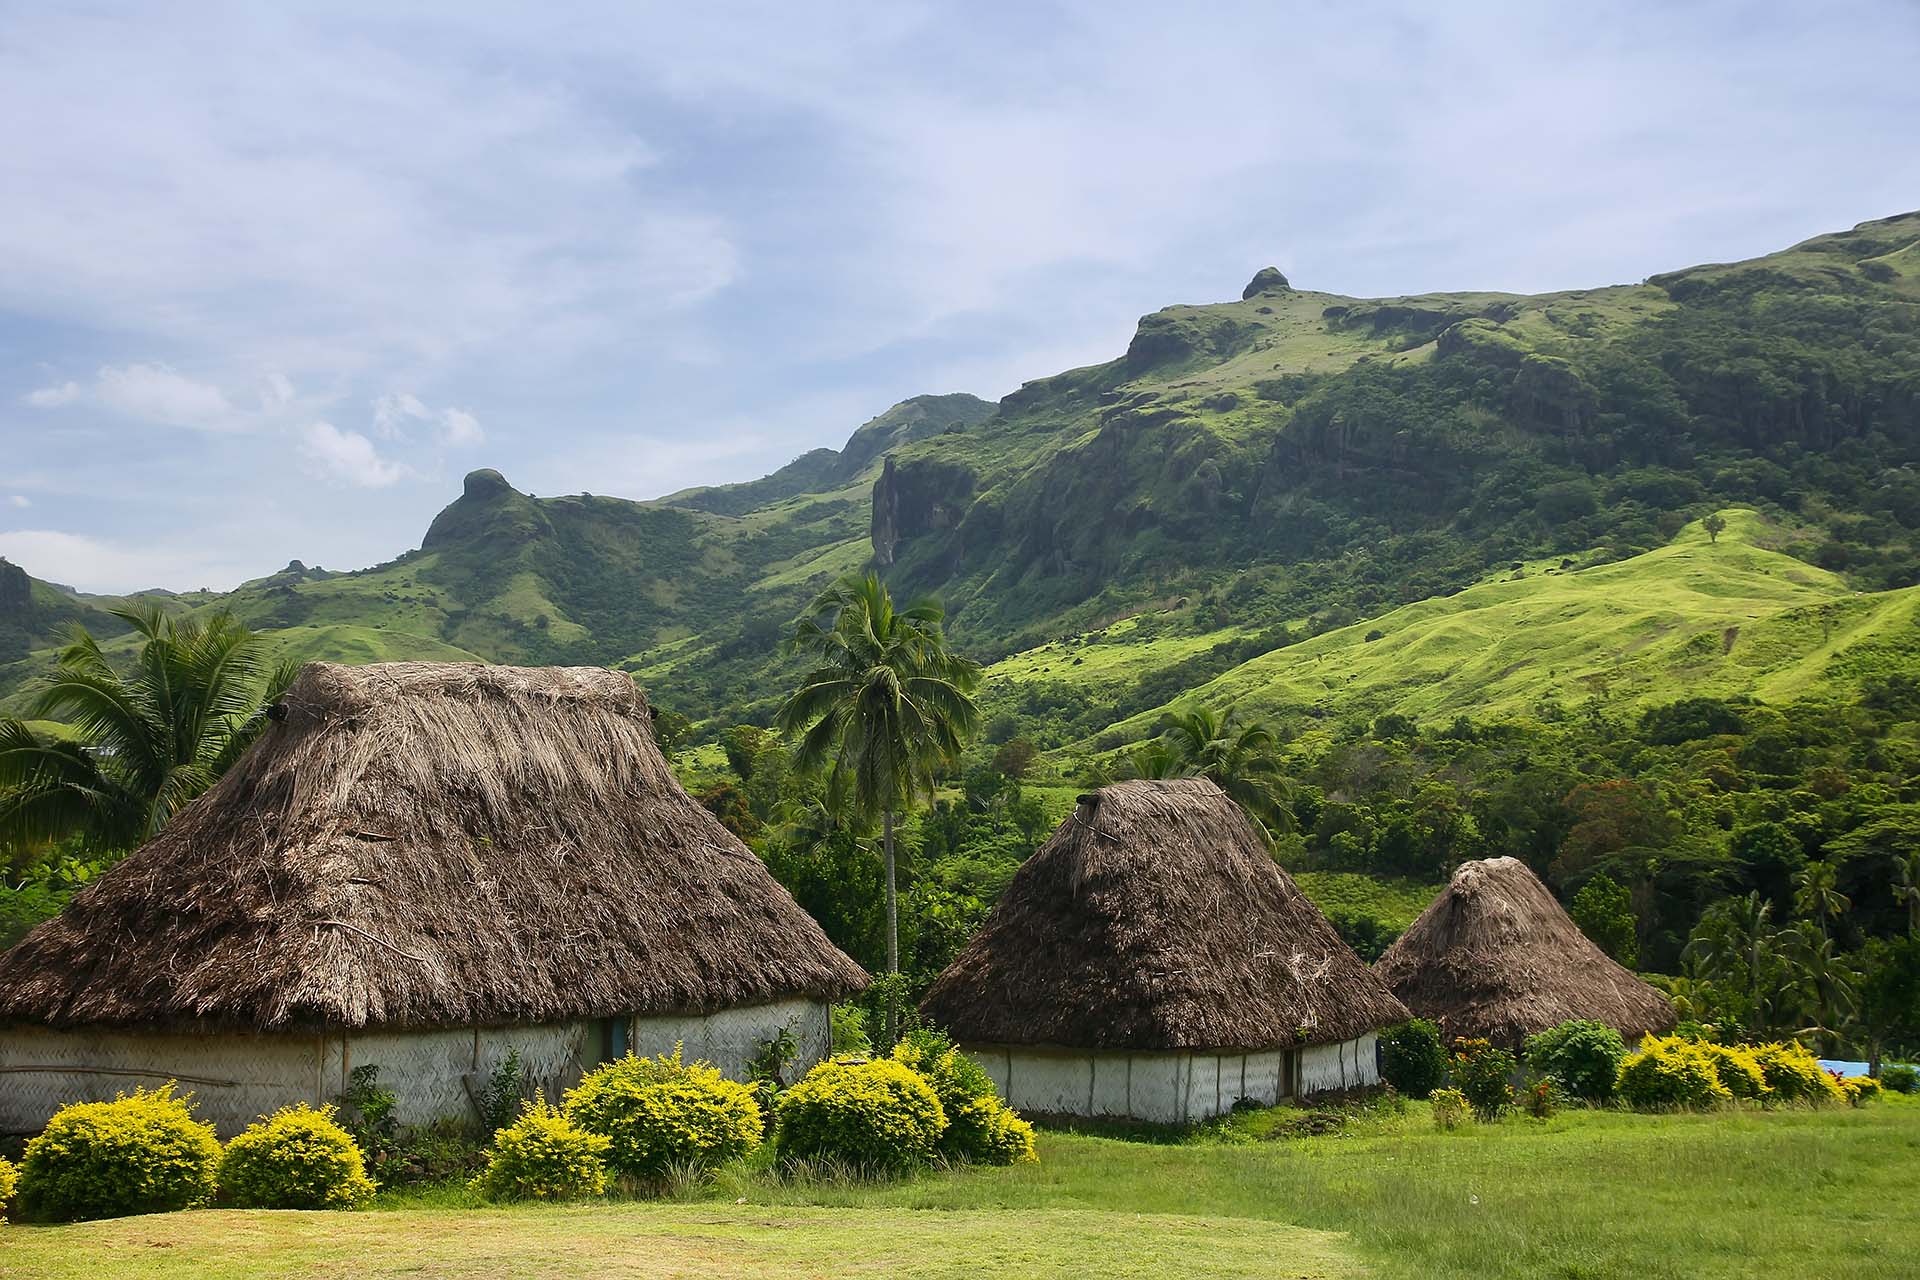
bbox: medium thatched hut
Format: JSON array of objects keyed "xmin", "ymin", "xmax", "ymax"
[
  {"xmin": 0, "ymin": 662, "xmax": 866, "ymax": 1135},
  {"xmin": 919, "ymin": 779, "xmax": 1408, "ymax": 1122},
  {"xmin": 1374, "ymin": 856, "xmax": 1675, "ymax": 1049}
]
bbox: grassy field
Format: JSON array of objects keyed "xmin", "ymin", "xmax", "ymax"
[{"xmin": 9, "ymin": 1099, "xmax": 1914, "ymax": 1279}]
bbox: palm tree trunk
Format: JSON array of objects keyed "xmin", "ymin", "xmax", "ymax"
[{"xmin": 883, "ymin": 806, "xmax": 899, "ymax": 1045}]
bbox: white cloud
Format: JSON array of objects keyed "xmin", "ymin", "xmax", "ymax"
[
  {"xmin": 94, "ymin": 362, "xmax": 234, "ymax": 428},
  {"xmin": 0, "ymin": 529, "xmax": 256, "ymax": 594},
  {"xmin": 6, "ymin": 495, "xmax": 30, "ymax": 508},
  {"xmin": 372, "ymin": 392, "xmax": 431, "ymax": 438},
  {"xmin": 298, "ymin": 421, "xmax": 406, "ymax": 487},
  {"xmin": 24, "ymin": 381, "xmax": 78, "ymax": 407},
  {"xmin": 23, "ymin": 362, "xmax": 248, "ymax": 430},
  {"xmin": 438, "ymin": 407, "xmax": 484, "ymax": 447},
  {"xmin": 371, "ymin": 392, "xmax": 483, "ymax": 446}
]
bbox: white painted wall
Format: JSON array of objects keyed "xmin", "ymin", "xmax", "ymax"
[
  {"xmin": 1299, "ymin": 1032, "xmax": 1382, "ymax": 1095},
  {"xmin": 1, "ymin": 999, "xmax": 836, "ymax": 1137},
  {"xmin": 966, "ymin": 1034, "xmax": 1380, "ymax": 1125}
]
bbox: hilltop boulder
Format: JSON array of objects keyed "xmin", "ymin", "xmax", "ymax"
[{"xmin": 1242, "ymin": 266, "xmax": 1291, "ymax": 298}]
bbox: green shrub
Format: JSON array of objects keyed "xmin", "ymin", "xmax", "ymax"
[
  {"xmin": 564, "ymin": 1048, "xmax": 762, "ymax": 1181},
  {"xmin": 19, "ymin": 1085, "xmax": 221, "ymax": 1221},
  {"xmin": 478, "ymin": 1049, "xmax": 526, "ymax": 1136},
  {"xmin": 0, "ymin": 1155, "xmax": 16, "ymax": 1222},
  {"xmin": 1524, "ymin": 1020, "xmax": 1627, "ymax": 1102},
  {"xmin": 1450, "ymin": 1039, "xmax": 1517, "ymax": 1120},
  {"xmin": 1616, "ymin": 1037, "xmax": 1731, "ymax": 1110},
  {"xmin": 1429, "ymin": 1087, "xmax": 1468, "ymax": 1130},
  {"xmin": 1748, "ymin": 1041, "xmax": 1845, "ymax": 1105},
  {"xmin": 1520, "ymin": 1076, "xmax": 1565, "ymax": 1120},
  {"xmin": 1378, "ymin": 1019, "xmax": 1448, "ymax": 1099},
  {"xmin": 1880, "ymin": 1064, "xmax": 1918, "ymax": 1094},
  {"xmin": 474, "ymin": 1096, "xmax": 610, "ymax": 1201},
  {"xmin": 830, "ymin": 1004, "xmax": 872, "ymax": 1056},
  {"xmin": 331, "ymin": 1063, "xmax": 399, "ymax": 1163},
  {"xmin": 217, "ymin": 1103, "xmax": 377, "ymax": 1210},
  {"xmin": 774, "ymin": 1058, "xmax": 947, "ymax": 1173},
  {"xmin": 892, "ymin": 1030, "xmax": 1034, "ymax": 1165},
  {"xmin": 1700, "ymin": 1042, "xmax": 1770, "ymax": 1101}
]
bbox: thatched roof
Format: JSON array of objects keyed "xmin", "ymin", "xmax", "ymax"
[
  {"xmin": 919, "ymin": 779, "xmax": 1407, "ymax": 1051},
  {"xmin": 0, "ymin": 662, "xmax": 866, "ymax": 1033},
  {"xmin": 1373, "ymin": 857, "xmax": 1675, "ymax": 1048}
]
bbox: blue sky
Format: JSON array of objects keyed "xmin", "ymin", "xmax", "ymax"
[{"xmin": 2, "ymin": 1, "xmax": 1917, "ymax": 592}]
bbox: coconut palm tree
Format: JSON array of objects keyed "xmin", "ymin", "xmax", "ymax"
[
  {"xmin": 776, "ymin": 572, "xmax": 979, "ymax": 1041},
  {"xmin": 0, "ymin": 605, "xmax": 295, "ymax": 855},
  {"xmin": 1891, "ymin": 850, "xmax": 1920, "ymax": 936},
  {"xmin": 1127, "ymin": 706, "xmax": 1293, "ymax": 843},
  {"xmin": 1683, "ymin": 891, "xmax": 1785, "ymax": 1037},
  {"xmin": 1793, "ymin": 860, "xmax": 1851, "ymax": 942}
]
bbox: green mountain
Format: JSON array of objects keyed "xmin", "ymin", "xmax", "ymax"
[{"xmin": 4, "ymin": 212, "xmax": 1919, "ymax": 743}]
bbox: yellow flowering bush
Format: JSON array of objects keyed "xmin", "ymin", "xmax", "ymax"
[
  {"xmin": 564, "ymin": 1048, "xmax": 762, "ymax": 1181},
  {"xmin": 1840, "ymin": 1074, "xmax": 1882, "ymax": 1107},
  {"xmin": 474, "ymin": 1095, "xmax": 610, "ymax": 1201},
  {"xmin": 1616, "ymin": 1037, "xmax": 1732, "ymax": 1110},
  {"xmin": 0, "ymin": 1155, "xmax": 17, "ymax": 1222},
  {"xmin": 774, "ymin": 1058, "xmax": 947, "ymax": 1172},
  {"xmin": 18, "ymin": 1085, "xmax": 221, "ymax": 1221},
  {"xmin": 1429, "ymin": 1087, "xmax": 1469, "ymax": 1130},
  {"xmin": 217, "ymin": 1103, "xmax": 377, "ymax": 1210},
  {"xmin": 946, "ymin": 1093, "xmax": 1037, "ymax": 1164},
  {"xmin": 892, "ymin": 1030, "xmax": 1035, "ymax": 1166},
  {"xmin": 1748, "ymin": 1041, "xmax": 1845, "ymax": 1105},
  {"xmin": 1700, "ymin": 1042, "xmax": 1771, "ymax": 1102}
]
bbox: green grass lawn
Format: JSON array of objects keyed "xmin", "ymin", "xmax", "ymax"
[{"xmin": 8, "ymin": 1099, "xmax": 1915, "ymax": 1279}]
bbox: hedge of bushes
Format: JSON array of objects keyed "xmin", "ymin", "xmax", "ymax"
[
  {"xmin": 0, "ymin": 1036, "xmax": 1040, "ymax": 1218},
  {"xmin": 1396, "ymin": 1018, "xmax": 1895, "ymax": 1131},
  {"xmin": 9, "ymin": 1087, "xmax": 372, "ymax": 1222}
]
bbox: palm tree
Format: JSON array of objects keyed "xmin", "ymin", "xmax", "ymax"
[
  {"xmin": 1891, "ymin": 851, "xmax": 1920, "ymax": 936},
  {"xmin": 1127, "ymin": 706, "xmax": 1293, "ymax": 843},
  {"xmin": 1683, "ymin": 891, "xmax": 1783, "ymax": 1037},
  {"xmin": 1793, "ymin": 860, "xmax": 1851, "ymax": 943},
  {"xmin": 1782, "ymin": 922, "xmax": 1858, "ymax": 1054},
  {"xmin": 775, "ymin": 573, "xmax": 979, "ymax": 1041},
  {"xmin": 0, "ymin": 605, "xmax": 295, "ymax": 854}
]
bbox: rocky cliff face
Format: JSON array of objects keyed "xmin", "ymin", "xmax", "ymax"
[
  {"xmin": 0, "ymin": 558, "xmax": 32, "ymax": 622},
  {"xmin": 870, "ymin": 455, "xmax": 978, "ymax": 566}
]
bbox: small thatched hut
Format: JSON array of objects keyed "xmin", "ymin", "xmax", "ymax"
[
  {"xmin": 1374, "ymin": 856, "xmax": 1675, "ymax": 1049},
  {"xmin": 919, "ymin": 779, "xmax": 1408, "ymax": 1122},
  {"xmin": 0, "ymin": 662, "xmax": 866, "ymax": 1135}
]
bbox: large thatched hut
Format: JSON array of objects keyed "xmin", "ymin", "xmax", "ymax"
[
  {"xmin": 0, "ymin": 662, "xmax": 866, "ymax": 1135},
  {"xmin": 919, "ymin": 779, "xmax": 1408, "ymax": 1122},
  {"xmin": 1374, "ymin": 856, "xmax": 1675, "ymax": 1049}
]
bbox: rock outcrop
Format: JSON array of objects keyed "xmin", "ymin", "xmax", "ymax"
[{"xmin": 1242, "ymin": 266, "xmax": 1291, "ymax": 298}]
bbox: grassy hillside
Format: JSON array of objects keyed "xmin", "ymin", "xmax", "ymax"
[{"xmin": 1079, "ymin": 509, "xmax": 1920, "ymax": 742}]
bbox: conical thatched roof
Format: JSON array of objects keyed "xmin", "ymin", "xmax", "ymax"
[
  {"xmin": 919, "ymin": 779, "xmax": 1408, "ymax": 1051},
  {"xmin": 1374, "ymin": 857, "xmax": 1675, "ymax": 1048},
  {"xmin": 0, "ymin": 662, "xmax": 866, "ymax": 1033}
]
